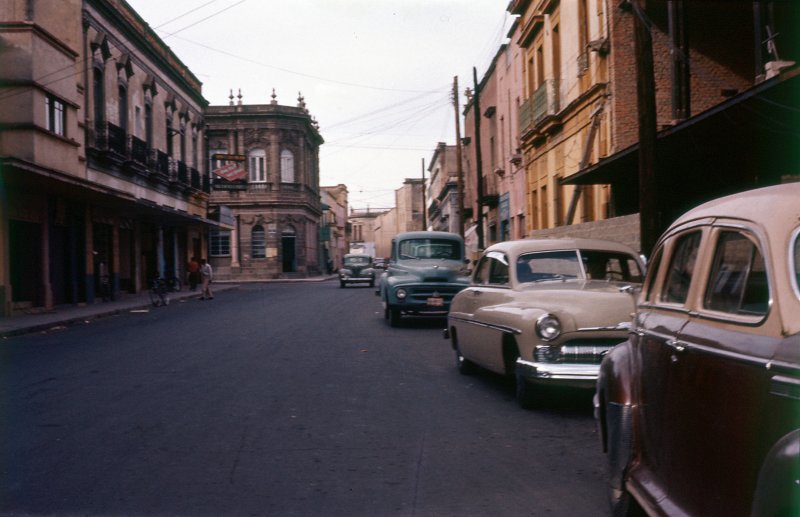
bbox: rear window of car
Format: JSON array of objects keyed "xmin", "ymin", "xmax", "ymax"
[
  {"xmin": 580, "ymin": 250, "xmax": 643, "ymax": 282},
  {"xmin": 516, "ymin": 250, "xmax": 581, "ymax": 283},
  {"xmin": 703, "ymin": 231, "xmax": 769, "ymax": 316}
]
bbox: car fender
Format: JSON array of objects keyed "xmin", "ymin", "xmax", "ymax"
[
  {"xmin": 596, "ymin": 338, "xmax": 637, "ymax": 464},
  {"xmin": 751, "ymin": 429, "xmax": 800, "ymax": 516}
]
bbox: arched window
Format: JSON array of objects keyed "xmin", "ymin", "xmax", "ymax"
[
  {"xmin": 251, "ymin": 225, "xmax": 266, "ymax": 258},
  {"xmin": 280, "ymin": 149, "xmax": 295, "ymax": 183},
  {"xmin": 249, "ymin": 149, "xmax": 266, "ymax": 182}
]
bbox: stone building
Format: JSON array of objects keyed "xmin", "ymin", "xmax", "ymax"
[
  {"xmin": 0, "ymin": 0, "xmax": 212, "ymax": 316},
  {"xmin": 205, "ymin": 91, "xmax": 324, "ymax": 280},
  {"xmin": 426, "ymin": 143, "xmax": 462, "ymax": 235},
  {"xmin": 320, "ymin": 184, "xmax": 348, "ymax": 272}
]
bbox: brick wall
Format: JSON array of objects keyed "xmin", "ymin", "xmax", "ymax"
[{"xmin": 526, "ymin": 213, "xmax": 642, "ymax": 254}]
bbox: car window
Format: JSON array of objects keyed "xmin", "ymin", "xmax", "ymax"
[
  {"xmin": 661, "ymin": 231, "xmax": 701, "ymax": 305},
  {"xmin": 704, "ymin": 231, "xmax": 769, "ymax": 316},
  {"xmin": 487, "ymin": 251, "xmax": 509, "ymax": 285},
  {"xmin": 473, "ymin": 256, "xmax": 491, "ymax": 284},
  {"xmin": 580, "ymin": 250, "xmax": 643, "ymax": 282},
  {"xmin": 643, "ymin": 247, "xmax": 663, "ymax": 302},
  {"xmin": 398, "ymin": 239, "xmax": 460, "ymax": 259},
  {"xmin": 516, "ymin": 250, "xmax": 580, "ymax": 283}
]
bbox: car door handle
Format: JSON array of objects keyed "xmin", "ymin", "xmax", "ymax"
[
  {"xmin": 666, "ymin": 340, "xmax": 687, "ymax": 363},
  {"xmin": 665, "ymin": 339, "xmax": 686, "ymax": 352}
]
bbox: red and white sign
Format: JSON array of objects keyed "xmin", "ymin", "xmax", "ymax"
[{"xmin": 212, "ymin": 163, "xmax": 247, "ymax": 181}]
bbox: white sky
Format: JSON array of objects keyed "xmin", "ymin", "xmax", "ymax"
[{"xmin": 125, "ymin": 0, "xmax": 512, "ymax": 210}]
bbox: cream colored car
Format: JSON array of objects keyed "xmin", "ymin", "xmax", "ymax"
[{"xmin": 446, "ymin": 238, "xmax": 644, "ymax": 408}]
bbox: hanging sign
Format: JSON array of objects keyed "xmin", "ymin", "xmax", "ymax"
[{"xmin": 212, "ymin": 163, "xmax": 247, "ymax": 181}]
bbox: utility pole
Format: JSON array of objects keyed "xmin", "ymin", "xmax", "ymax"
[
  {"xmin": 630, "ymin": 0, "xmax": 659, "ymax": 256},
  {"xmin": 453, "ymin": 76, "xmax": 465, "ymax": 239},
  {"xmin": 421, "ymin": 157, "xmax": 427, "ymax": 230},
  {"xmin": 472, "ymin": 67, "xmax": 485, "ymax": 250}
]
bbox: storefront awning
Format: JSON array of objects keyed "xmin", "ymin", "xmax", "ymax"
[{"xmin": 561, "ymin": 65, "xmax": 800, "ymax": 217}]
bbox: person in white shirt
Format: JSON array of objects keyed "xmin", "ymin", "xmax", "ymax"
[{"xmin": 199, "ymin": 258, "xmax": 213, "ymax": 300}]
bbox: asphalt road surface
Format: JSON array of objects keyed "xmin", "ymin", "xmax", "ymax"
[{"xmin": 0, "ymin": 280, "xmax": 611, "ymax": 516}]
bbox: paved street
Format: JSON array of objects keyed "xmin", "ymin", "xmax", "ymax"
[{"xmin": 0, "ymin": 280, "xmax": 609, "ymax": 516}]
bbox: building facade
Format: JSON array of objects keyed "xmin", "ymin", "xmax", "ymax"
[
  {"xmin": 320, "ymin": 184, "xmax": 348, "ymax": 272},
  {"xmin": 426, "ymin": 143, "xmax": 463, "ymax": 236},
  {"xmin": 205, "ymin": 92, "xmax": 324, "ymax": 280},
  {"xmin": 462, "ymin": 34, "xmax": 526, "ymax": 252},
  {"xmin": 0, "ymin": 0, "xmax": 212, "ymax": 316}
]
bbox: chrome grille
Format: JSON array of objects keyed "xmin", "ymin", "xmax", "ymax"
[{"xmin": 536, "ymin": 338, "xmax": 624, "ymax": 364}]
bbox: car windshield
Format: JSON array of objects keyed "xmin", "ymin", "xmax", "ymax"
[
  {"xmin": 398, "ymin": 238, "xmax": 460, "ymax": 260},
  {"xmin": 344, "ymin": 256, "xmax": 371, "ymax": 266},
  {"xmin": 516, "ymin": 249, "xmax": 642, "ymax": 284}
]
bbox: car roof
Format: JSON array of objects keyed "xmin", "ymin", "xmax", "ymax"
[
  {"xmin": 667, "ymin": 182, "xmax": 800, "ymax": 335},
  {"xmin": 483, "ymin": 238, "xmax": 639, "ymax": 257},
  {"xmin": 671, "ymin": 182, "xmax": 800, "ymax": 230}
]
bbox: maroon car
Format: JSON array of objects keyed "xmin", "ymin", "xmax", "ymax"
[{"xmin": 595, "ymin": 183, "xmax": 800, "ymax": 516}]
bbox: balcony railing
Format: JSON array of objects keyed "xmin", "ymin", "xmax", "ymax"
[
  {"xmin": 128, "ymin": 135, "xmax": 148, "ymax": 165},
  {"xmin": 519, "ymin": 79, "xmax": 560, "ymax": 137},
  {"xmin": 87, "ymin": 120, "xmax": 204, "ymax": 193}
]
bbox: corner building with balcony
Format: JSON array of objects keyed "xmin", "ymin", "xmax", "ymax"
[
  {"xmin": 205, "ymin": 92, "xmax": 324, "ymax": 280},
  {"xmin": 0, "ymin": 0, "xmax": 213, "ymax": 316}
]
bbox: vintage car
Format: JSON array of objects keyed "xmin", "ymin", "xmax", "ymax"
[
  {"xmin": 338, "ymin": 254, "xmax": 375, "ymax": 287},
  {"xmin": 446, "ymin": 238, "xmax": 644, "ymax": 408},
  {"xmin": 595, "ymin": 183, "xmax": 800, "ymax": 516},
  {"xmin": 377, "ymin": 231, "xmax": 470, "ymax": 327}
]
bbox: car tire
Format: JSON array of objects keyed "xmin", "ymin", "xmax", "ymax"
[
  {"xmin": 388, "ymin": 308, "xmax": 401, "ymax": 327},
  {"xmin": 369, "ymin": 280, "xmax": 375, "ymax": 288},
  {"xmin": 515, "ymin": 370, "xmax": 538, "ymax": 409},
  {"xmin": 339, "ymin": 280, "xmax": 346, "ymax": 288},
  {"xmin": 454, "ymin": 342, "xmax": 477, "ymax": 375}
]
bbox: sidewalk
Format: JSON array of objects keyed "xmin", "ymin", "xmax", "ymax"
[{"xmin": 0, "ymin": 276, "xmax": 336, "ymax": 339}]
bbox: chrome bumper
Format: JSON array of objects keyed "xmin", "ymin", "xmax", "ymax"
[{"xmin": 516, "ymin": 358, "xmax": 600, "ymax": 389}]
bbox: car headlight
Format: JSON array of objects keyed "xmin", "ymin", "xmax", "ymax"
[
  {"xmin": 396, "ymin": 288, "xmax": 407, "ymax": 300},
  {"xmin": 535, "ymin": 314, "xmax": 561, "ymax": 341}
]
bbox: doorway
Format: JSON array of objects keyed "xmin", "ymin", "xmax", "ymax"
[{"xmin": 281, "ymin": 227, "xmax": 296, "ymax": 273}]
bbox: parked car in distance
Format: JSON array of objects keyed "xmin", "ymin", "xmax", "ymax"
[
  {"xmin": 377, "ymin": 231, "xmax": 470, "ymax": 327},
  {"xmin": 446, "ymin": 238, "xmax": 644, "ymax": 409},
  {"xmin": 595, "ymin": 183, "xmax": 800, "ymax": 516},
  {"xmin": 338, "ymin": 254, "xmax": 376, "ymax": 288}
]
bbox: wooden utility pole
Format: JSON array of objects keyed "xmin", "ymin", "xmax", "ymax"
[
  {"xmin": 453, "ymin": 76, "xmax": 465, "ymax": 238},
  {"xmin": 421, "ymin": 157, "xmax": 427, "ymax": 230},
  {"xmin": 472, "ymin": 67, "xmax": 485, "ymax": 250},
  {"xmin": 631, "ymin": 0, "xmax": 659, "ymax": 256}
]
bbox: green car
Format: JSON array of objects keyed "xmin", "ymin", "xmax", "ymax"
[
  {"xmin": 339, "ymin": 254, "xmax": 376, "ymax": 288},
  {"xmin": 377, "ymin": 231, "xmax": 471, "ymax": 327}
]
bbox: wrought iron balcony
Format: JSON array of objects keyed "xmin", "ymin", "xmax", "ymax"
[
  {"xmin": 128, "ymin": 135, "xmax": 148, "ymax": 165},
  {"xmin": 519, "ymin": 79, "xmax": 561, "ymax": 137}
]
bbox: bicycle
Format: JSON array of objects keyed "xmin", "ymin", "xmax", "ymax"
[
  {"xmin": 163, "ymin": 275, "xmax": 182, "ymax": 292},
  {"xmin": 149, "ymin": 277, "xmax": 170, "ymax": 307}
]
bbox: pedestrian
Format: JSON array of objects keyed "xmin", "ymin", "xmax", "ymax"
[
  {"xmin": 199, "ymin": 258, "xmax": 213, "ymax": 300},
  {"xmin": 187, "ymin": 256, "xmax": 200, "ymax": 290}
]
